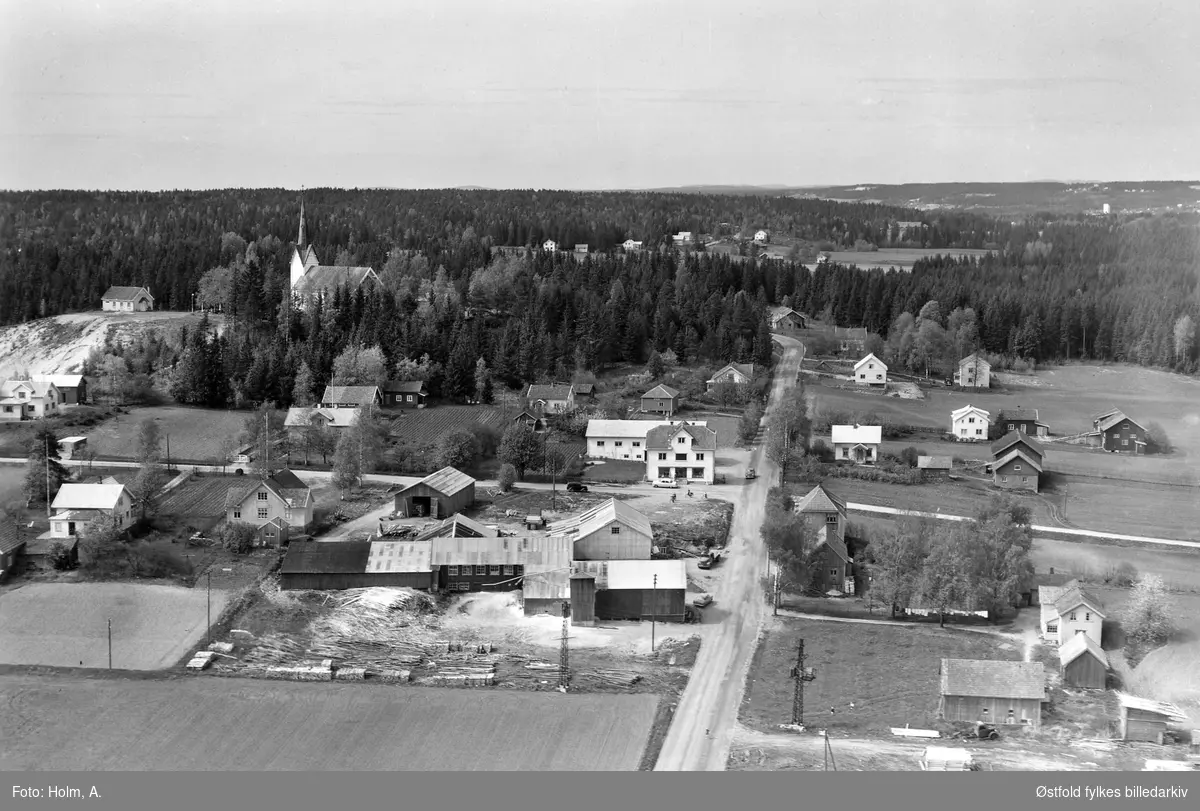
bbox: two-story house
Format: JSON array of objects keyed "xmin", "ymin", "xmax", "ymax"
[
  {"xmin": 381, "ymin": 380, "xmax": 427, "ymax": 409},
  {"xmin": 546, "ymin": 498, "xmax": 653, "ymax": 560},
  {"xmin": 48, "ymin": 482, "xmax": 135, "ymax": 538},
  {"xmin": 644, "ymin": 422, "xmax": 717, "ymax": 484},
  {"xmin": 32, "ymin": 375, "xmax": 87, "ymax": 407},
  {"xmin": 542, "ymin": 240, "xmax": 558, "ymax": 252},
  {"xmin": 319, "ymin": 385, "xmax": 382, "ymax": 409},
  {"xmin": 640, "ymin": 384, "xmax": 681, "ymax": 417},
  {"xmin": 1091, "ymin": 409, "xmax": 1148, "ymax": 454},
  {"xmin": 997, "ymin": 408, "xmax": 1049, "ymax": 438},
  {"xmin": 525, "ymin": 384, "xmax": 576, "ymax": 414},
  {"xmin": 990, "ymin": 431, "xmax": 1045, "ymax": 493},
  {"xmin": 705, "ymin": 363, "xmax": 754, "ymax": 392},
  {"xmin": 768, "ymin": 307, "xmax": 806, "ymax": 331},
  {"xmin": 225, "ymin": 469, "xmax": 314, "ymax": 546},
  {"xmin": 794, "ymin": 484, "xmax": 850, "ymax": 594},
  {"xmin": 1038, "ymin": 580, "xmax": 1105, "ymax": 646},
  {"xmin": 853, "ymin": 353, "xmax": 888, "ymax": 387},
  {"xmin": 950, "ymin": 405, "xmax": 991, "ymax": 441},
  {"xmin": 954, "ymin": 352, "xmax": 991, "ymax": 389},
  {"xmin": 585, "ymin": 419, "xmax": 708, "ymax": 461},
  {"xmin": 0, "ymin": 379, "xmax": 61, "ymax": 421},
  {"xmin": 622, "ymin": 239, "xmax": 643, "ymax": 251}
]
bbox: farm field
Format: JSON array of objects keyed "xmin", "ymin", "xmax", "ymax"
[
  {"xmin": 0, "ymin": 674, "xmax": 659, "ymax": 770},
  {"xmin": 0, "ymin": 464, "xmax": 22, "ymax": 503},
  {"xmin": 388, "ymin": 404, "xmax": 515, "ymax": 443},
  {"xmin": 0, "ymin": 583, "xmax": 228, "ymax": 670},
  {"xmin": 81, "ymin": 405, "xmax": 251, "ymax": 463},
  {"xmin": 1032, "ymin": 538, "xmax": 1200, "ymax": 594},
  {"xmin": 809, "ymin": 247, "xmax": 996, "ymax": 271},
  {"xmin": 739, "ymin": 617, "xmax": 1021, "ymax": 736}
]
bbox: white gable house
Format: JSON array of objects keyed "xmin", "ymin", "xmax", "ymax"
[
  {"xmin": 585, "ymin": 419, "xmax": 707, "ymax": 461},
  {"xmin": 831, "ymin": 424, "xmax": 882, "ymax": 465},
  {"xmin": 853, "ymin": 353, "xmax": 888, "ymax": 387},
  {"xmin": 950, "ymin": 405, "xmax": 991, "ymax": 441},
  {"xmin": 644, "ymin": 422, "xmax": 718, "ymax": 484}
]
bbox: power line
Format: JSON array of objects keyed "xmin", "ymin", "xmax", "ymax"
[{"xmin": 790, "ymin": 637, "xmax": 816, "ymax": 726}]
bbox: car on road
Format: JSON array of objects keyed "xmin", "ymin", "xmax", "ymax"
[
  {"xmin": 693, "ymin": 593, "xmax": 713, "ymax": 608},
  {"xmin": 745, "ymin": 468, "xmax": 756, "ymax": 480},
  {"xmin": 566, "ymin": 482, "xmax": 588, "ymax": 492},
  {"xmin": 652, "ymin": 478, "xmax": 679, "ymax": 489}
]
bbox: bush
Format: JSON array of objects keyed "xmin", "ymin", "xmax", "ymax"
[
  {"xmin": 497, "ymin": 463, "xmax": 517, "ymax": 493},
  {"xmin": 48, "ymin": 541, "xmax": 76, "ymax": 570},
  {"xmin": 898, "ymin": 446, "xmax": 920, "ymax": 468},
  {"xmin": 809, "ymin": 439, "xmax": 833, "ymax": 462},
  {"xmin": 1120, "ymin": 574, "xmax": 1175, "ymax": 648},
  {"xmin": 220, "ymin": 523, "xmax": 257, "ymax": 555},
  {"xmin": 1112, "ymin": 562, "xmax": 1138, "ymax": 588},
  {"xmin": 1145, "ymin": 422, "xmax": 1171, "ymax": 453},
  {"xmin": 127, "ymin": 543, "xmax": 191, "ymax": 578}
]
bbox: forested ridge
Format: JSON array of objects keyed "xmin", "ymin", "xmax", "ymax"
[{"xmin": 0, "ymin": 190, "xmax": 1196, "ymax": 411}]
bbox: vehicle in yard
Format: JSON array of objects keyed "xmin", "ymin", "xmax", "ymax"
[
  {"xmin": 697, "ymin": 551, "xmax": 721, "ymax": 569},
  {"xmin": 956, "ymin": 722, "xmax": 1000, "ymax": 741},
  {"xmin": 653, "ymin": 478, "xmax": 679, "ymax": 489},
  {"xmin": 745, "ymin": 468, "xmax": 757, "ymax": 480},
  {"xmin": 566, "ymin": 481, "xmax": 588, "ymax": 492},
  {"xmin": 693, "ymin": 593, "xmax": 713, "ymax": 608}
]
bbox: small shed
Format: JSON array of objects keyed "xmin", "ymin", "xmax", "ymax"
[
  {"xmin": 393, "ymin": 467, "xmax": 476, "ymax": 519},
  {"xmin": 0, "ymin": 521, "xmax": 26, "ymax": 581},
  {"xmin": 1059, "ymin": 632, "xmax": 1108, "ymax": 689},
  {"xmin": 917, "ymin": 456, "xmax": 952, "ymax": 480},
  {"xmin": 279, "ymin": 540, "xmax": 372, "ymax": 591},
  {"xmin": 570, "ymin": 572, "xmax": 597, "ymax": 626},
  {"xmin": 1118, "ymin": 694, "xmax": 1188, "ymax": 745},
  {"xmin": 576, "ymin": 559, "xmax": 687, "ymax": 622},
  {"xmin": 58, "ymin": 436, "xmax": 88, "ymax": 460},
  {"xmin": 920, "ymin": 747, "xmax": 974, "ymax": 771},
  {"xmin": 938, "ymin": 658, "xmax": 1046, "ymax": 728},
  {"xmin": 257, "ymin": 516, "xmax": 291, "ymax": 548}
]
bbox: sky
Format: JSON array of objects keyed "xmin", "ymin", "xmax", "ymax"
[{"xmin": 1, "ymin": 0, "xmax": 1198, "ymax": 191}]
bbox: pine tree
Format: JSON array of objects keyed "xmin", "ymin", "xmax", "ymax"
[
  {"xmin": 24, "ymin": 424, "xmax": 70, "ymax": 507},
  {"xmin": 292, "ymin": 360, "xmax": 316, "ymax": 407}
]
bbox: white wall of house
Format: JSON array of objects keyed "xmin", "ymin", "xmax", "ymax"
[
  {"xmin": 833, "ymin": 442, "xmax": 879, "ymax": 464},
  {"xmin": 645, "ymin": 433, "xmax": 714, "ymax": 484},
  {"xmin": 951, "ymin": 413, "xmax": 990, "ymax": 439},
  {"xmin": 586, "ymin": 437, "xmax": 647, "ymax": 460},
  {"xmin": 227, "ymin": 488, "xmax": 313, "ymax": 531},
  {"xmin": 1044, "ymin": 605, "xmax": 1104, "ymax": 646}
]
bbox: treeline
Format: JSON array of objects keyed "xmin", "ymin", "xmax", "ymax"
[{"xmin": 0, "ymin": 188, "xmax": 1009, "ymax": 324}]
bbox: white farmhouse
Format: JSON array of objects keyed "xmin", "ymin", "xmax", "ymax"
[
  {"xmin": 1039, "ymin": 580, "xmax": 1106, "ymax": 646},
  {"xmin": 831, "ymin": 424, "xmax": 882, "ymax": 465},
  {"xmin": 585, "ymin": 419, "xmax": 707, "ymax": 461},
  {"xmin": 542, "ymin": 240, "xmax": 558, "ymax": 252},
  {"xmin": 47, "ymin": 482, "xmax": 135, "ymax": 538},
  {"xmin": 950, "ymin": 405, "xmax": 991, "ymax": 441},
  {"xmin": 644, "ymin": 422, "xmax": 717, "ymax": 484},
  {"xmin": 853, "ymin": 353, "xmax": 888, "ymax": 386}
]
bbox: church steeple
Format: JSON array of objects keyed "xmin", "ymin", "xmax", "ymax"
[{"xmin": 297, "ymin": 188, "xmax": 306, "ymax": 248}]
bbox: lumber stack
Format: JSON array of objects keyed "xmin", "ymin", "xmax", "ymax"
[
  {"xmin": 187, "ymin": 651, "xmax": 215, "ymax": 671},
  {"xmin": 262, "ymin": 659, "xmax": 333, "ymax": 682}
]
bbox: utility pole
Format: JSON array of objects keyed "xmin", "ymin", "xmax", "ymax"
[
  {"xmin": 558, "ymin": 601, "xmax": 570, "ymax": 690},
  {"xmin": 790, "ymin": 638, "xmax": 816, "ymax": 726},
  {"xmin": 651, "ymin": 573, "xmax": 657, "ymax": 652},
  {"xmin": 206, "ymin": 570, "xmax": 212, "ymax": 647},
  {"xmin": 264, "ymin": 409, "xmax": 270, "ymax": 476},
  {"xmin": 44, "ymin": 432, "xmax": 51, "ymax": 518},
  {"xmin": 166, "ymin": 434, "xmax": 171, "ymax": 473},
  {"xmin": 107, "ymin": 618, "xmax": 112, "ymax": 669}
]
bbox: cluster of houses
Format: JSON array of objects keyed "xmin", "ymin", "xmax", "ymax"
[
  {"xmin": 0, "ymin": 375, "xmax": 87, "ymax": 422},
  {"xmin": 538, "ymin": 232, "xmax": 703, "ymax": 255},
  {"xmin": 279, "ymin": 467, "xmax": 689, "ymax": 625}
]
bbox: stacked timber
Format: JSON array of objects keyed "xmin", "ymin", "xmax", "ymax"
[{"xmin": 187, "ymin": 651, "xmax": 215, "ymax": 671}]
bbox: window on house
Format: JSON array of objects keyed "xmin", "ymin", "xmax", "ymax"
[
  {"xmin": 1122, "ymin": 439, "xmax": 1128, "ymax": 447},
  {"xmin": 257, "ymin": 508, "xmax": 268, "ymax": 519},
  {"xmin": 1085, "ymin": 612, "xmax": 1091, "ymax": 622},
  {"xmin": 632, "ymin": 441, "xmax": 641, "ymax": 448},
  {"xmin": 658, "ymin": 467, "xmax": 670, "ymax": 478},
  {"xmin": 826, "ymin": 515, "xmax": 837, "ymax": 524},
  {"xmin": 258, "ymin": 491, "xmax": 267, "ymax": 501},
  {"xmin": 1001, "ymin": 475, "xmax": 1008, "ymax": 482},
  {"xmin": 1014, "ymin": 465, "xmax": 1021, "ymax": 471},
  {"xmin": 692, "ymin": 467, "xmax": 704, "ymax": 478},
  {"xmin": 976, "ymin": 429, "xmax": 983, "ymax": 436},
  {"xmin": 514, "ymin": 565, "xmax": 523, "ymax": 576},
  {"xmin": 842, "ymin": 448, "xmax": 850, "ymax": 458},
  {"xmin": 695, "ymin": 453, "xmax": 704, "ymax": 461},
  {"xmin": 830, "ymin": 569, "xmax": 838, "ymax": 576},
  {"xmin": 489, "ymin": 565, "xmax": 500, "ymax": 576},
  {"xmin": 233, "ymin": 510, "xmax": 241, "ymax": 519},
  {"xmin": 968, "ymin": 417, "xmax": 975, "ymax": 423},
  {"xmin": 1008, "ymin": 424, "xmax": 1014, "ymax": 430},
  {"xmin": 677, "ymin": 437, "xmax": 686, "ymax": 444},
  {"xmin": 596, "ymin": 440, "xmax": 605, "ymax": 447},
  {"xmin": 1069, "ymin": 611, "xmax": 1077, "ymax": 621},
  {"xmin": 448, "ymin": 566, "xmax": 459, "ymax": 576},
  {"xmin": 611, "ymin": 526, "xmax": 620, "ymax": 535},
  {"xmin": 658, "ymin": 453, "xmax": 667, "ymax": 460},
  {"xmin": 868, "ymin": 364, "xmax": 874, "ymax": 369},
  {"xmin": 1022, "ymin": 477, "xmax": 1029, "ymax": 483},
  {"xmin": 615, "ymin": 441, "xmax": 623, "ymax": 447},
  {"xmin": 503, "ymin": 565, "xmax": 514, "ymax": 576},
  {"xmin": 859, "ymin": 374, "xmax": 865, "ymax": 380},
  {"xmin": 1122, "ymin": 423, "xmax": 1129, "ymax": 429},
  {"xmin": 1047, "ymin": 623, "xmax": 1058, "ymax": 633}
]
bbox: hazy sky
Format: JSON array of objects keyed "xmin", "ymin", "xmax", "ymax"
[{"xmin": 2, "ymin": 0, "xmax": 1198, "ymax": 190}]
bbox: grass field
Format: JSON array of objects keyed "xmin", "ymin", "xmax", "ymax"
[
  {"xmin": 389, "ymin": 404, "xmax": 515, "ymax": 443},
  {"xmin": 0, "ymin": 464, "xmax": 22, "ymax": 504},
  {"xmin": 82, "ymin": 405, "xmax": 251, "ymax": 463},
  {"xmin": 740, "ymin": 617, "xmax": 1020, "ymax": 736},
  {"xmin": 0, "ymin": 674, "xmax": 659, "ymax": 770},
  {"xmin": 0, "ymin": 583, "xmax": 228, "ymax": 670},
  {"xmin": 810, "ymin": 247, "xmax": 996, "ymax": 271}
]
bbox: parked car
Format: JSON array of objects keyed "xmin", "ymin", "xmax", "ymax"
[
  {"xmin": 693, "ymin": 593, "xmax": 714, "ymax": 608},
  {"xmin": 745, "ymin": 468, "xmax": 757, "ymax": 480},
  {"xmin": 653, "ymin": 478, "xmax": 679, "ymax": 489},
  {"xmin": 566, "ymin": 482, "xmax": 588, "ymax": 492}
]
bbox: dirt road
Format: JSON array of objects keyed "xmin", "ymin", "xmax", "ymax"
[{"xmin": 654, "ymin": 335, "xmax": 804, "ymax": 771}]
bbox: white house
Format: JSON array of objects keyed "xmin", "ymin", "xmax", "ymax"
[
  {"xmin": 672, "ymin": 231, "xmax": 693, "ymax": 245},
  {"xmin": 0, "ymin": 379, "xmax": 62, "ymax": 422},
  {"xmin": 950, "ymin": 405, "xmax": 991, "ymax": 441},
  {"xmin": 48, "ymin": 482, "xmax": 135, "ymax": 538},
  {"xmin": 831, "ymin": 424, "xmax": 882, "ymax": 465},
  {"xmin": 644, "ymin": 422, "xmax": 717, "ymax": 484},
  {"xmin": 954, "ymin": 352, "xmax": 991, "ymax": 389},
  {"xmin": 622, "ymin": 239, "xmax": 643, "ymax": 251},
  {"xmin": 754, "ymin": 229, "xmax": 769, "ymax": 243},
  {"xmin": 101, "ymin": 286, "xmax": 154, "ymax": 312},
  {"xmin": 224, "ymin": 470, "xmax": 314, "ymax": 545},
  {"xmin": 543, "ymin": 240, "xmax": 558, "ymax": 252},
  {"xmin": 853, "ymin": 353, "xmax": 888, "ymax": 386},
  {"xmin": 706, "ymin": 362, "xmax": 754, "ymax": 391},
  {"xmin": 1039, "ymin": 580, "xmax": 1106, "ymax": 646},
  {"xmin": 585, "ymin": 419, "xmax": 708, "ymax": 460}
]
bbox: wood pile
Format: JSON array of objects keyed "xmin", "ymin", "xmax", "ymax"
[
  {"xmin": 210, "ymin": 641, "xmax": 234, "ymax": 654},
  {"xmin": 261, "ymin": 659, "xmax": 333, "ymax": 681},
  {"xmin": 187, "ymin": 651, "xmax": 215, "ymax": 671},
  {"xmin": 574, "ymin": 669, "xmax": 643, "ymax": 688}
]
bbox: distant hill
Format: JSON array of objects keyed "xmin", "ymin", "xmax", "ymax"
[{"xmin": 781, "ymin": 181, "xmax": 1200, "ymax": 217}]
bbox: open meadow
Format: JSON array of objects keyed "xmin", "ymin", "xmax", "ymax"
[
  {"xmin": 810, "ymin": 247, "xmax": 996, "ymax": 271},
  {"xmin": 0, "ymin": 583, "xmax": 228, "ymax": 670},
  {"xmin": 0, "ymin": 674, "xmax": 659, "ymax": 770},
  {"xmin": 81, "ymin": 405, "xmax": 251, "ymax": 464}
]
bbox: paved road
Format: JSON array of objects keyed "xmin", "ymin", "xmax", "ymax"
[{"xmin": 654, "ymin": 335, "xmax": 805, "ymax": 771}]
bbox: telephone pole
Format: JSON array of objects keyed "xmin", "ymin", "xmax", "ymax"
[
  {"xmin": 790, "ymin": 638, "xmax": 816, "ymax": 725},
  {"xmin": 651, "ymin": 573, "xmax": 657, "ymax": 652},
  {"xmin": 44, "ymin": 433, "xmax": 51, "ymax": 518},
  {"xmin": 558, "ymin": 601, "xmax": 570, "ymax": 690}
]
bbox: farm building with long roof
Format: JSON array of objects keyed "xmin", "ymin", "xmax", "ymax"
[
  {"xmin": 938, "ymin": 659, "xmax": 1046, "ymax": 728},
  {"xmin": 393, "ymin": 467, "xmax": 476, "ymax": 519}
]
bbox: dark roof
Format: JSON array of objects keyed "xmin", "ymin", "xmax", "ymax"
[
  {"xmin": 642, "ymin": 383, "xmax": 680, "ymax": 399},
  {"xmin": 917, "ymin": 456, "xmax": 953, "ymax": 470},
  {"xmin": 270, "ymin": 469, "xmax": 307, "ymax": 491},
  {"xmin": 225, "ymin": 471, "xmax": 312, "ymax": 511},
  {"xmin": 294, "ymin": 266, "xmax": 377, "ymax": 297},
  {"xmin": 993, "ymin": 447, "xmax": 1044, "ymax": 474},
  {"xmin": 644, "ymin": 421, "xmax": 717, "ymax": 451},
  {"xmin": 998, "ymin": 409, "xmax": 1043, "ymax": 423},
  {"xmin": 280, "ymin": 541, "xmax": 371, "ymax": 575},
  {"xmin": 101, "ymin": 285, "xmax": 153, "ymax": 302},
  {"xmin": 526, "ymin": 384, "xmax": 573, "ymax": 401},
  {"xmin": 320, "ymin": 385, "xmax": 380, "ymax": 406},
  {"xmin": 1053, "ymin": 583, "xmax": 1106, "ymax": 617},
  {"xmin": 990, "ymin": 431, "xmax": 1044, "ymax": 459},
  {"xmin": 940, "ymin": 659, "xmax": 1045, "ymax": 700},
  {"xmin": 383, "ymin": 380, "xmax": 427, "ymax": 394},
  {"xmin": 794, "ymin": 484, "xmax": 847, "ymax": 516},
  {"xmin": 572, "ymin": 383, "xmax": 595, "ymax": 395},
  {"xmin": 0, "ymin": 521, "xmax": 25, "ymax": 556},
  {"xmin": 1094, "ymin": 409, "xmax": 1145, "ymax": 433},
  {"xmin": 812, "ymin": 524, "xmax": 850, "ymax": 565},
  {"xmin": 710, "ymin": 362, "xmax": 755, "ymax": 380}
]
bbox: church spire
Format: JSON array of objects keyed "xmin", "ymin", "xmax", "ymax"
[{"xmin": 298, "ymin": 187, "xmax": 306, "ymax": 249}]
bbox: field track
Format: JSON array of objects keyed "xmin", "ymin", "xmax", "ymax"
[{"xmin": 0, "ymin": 674, "xmax": 658, "ymax": 771}]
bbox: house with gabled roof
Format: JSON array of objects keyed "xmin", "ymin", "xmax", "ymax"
[
  {"xmin": 768, "ymin": 306, "xmax": 806, "ymax": 331},
  {"xmin": 950, "ymin": 404, "xmax": 990, "ymax": 441},
  {"xmin": 853, "ymin": 353, "xmax": 887, "ymax": 386},
  {"xmin": 834, "ymin": 326, "xmax": 867, "ymax": 354},
  {"xmin": 32, "ymin": 374, "xmax": 87, "ymax": 407},
  {"xmin": 706, "ymin": 363, "xmax": 754, "ymax": 391},
  {"xmin": 990, "ymin": 430, "xmax": 1045, "ymax": 492},
  {"xmin": 1090, "ymin": 408, "xmax": 1148, "ymax": 454},
  {"xmin": 1038, "ymin": 579, "xmax": 1105, "ymax": 646},
  {"xmin": 831, "ymin": 424, "xmax": 882, "ymax": 465},
  {"xmin": 809, "ymin": 524, "xmax": 853, "ymax": 594},
  {"xmin": 46, "ymin": 482, "xmax": 135, "ymax": 539},
  {"xmin": 917, "ymin": 456, "xmax": 953, "ymax": 480},
  {"xmin": 640, "ymin": 383, "xmax": 680, "ymax": 416},
  {"xmin": 1059, "ymin": 633, "xmax": 1108, "ymax": 689},
  {"xmin": 954, "ymin": 352, "xmax": 991, "ymax": 389},
  {"xmin": 585, "ymin": 419, "xmax": 708, "ymax": 460},
  {"xmin": 393, "ymin": 467, "xmax": 476, "ymax": 519},
  {"xmin": 225, "ymin": 469, "xmax": 314, "ymax": 546},
  {"xmin": 525, "ymin": 383, "xmax": 576, "ymax": 414},
  {"xmin": 621, "ymin": 239, "xmax": 643, "ymax": 251},
  {"xmin": 319, "ymin": 385, "xmax": 382, "ymax": 409},
  {"xmin": 793, "ymin": 484, "xmax": 848, "ymax": 543},
  {"xmin": 546, "ymin": 498, "xmax": 653, "ymax": 561},
  {"xmin": 542, "ymin": 239, "xmax": 558, "ymax": 253},
  {"xmin": 381, "ymin": 380, "xmax": 427, "ymax": 409},
  {"xmin": 997, "ymin": 408, "xmax": 1049, "ymax": 438},
  {"xmin": 0, "ymin": 521, "xmax": 25, "ymax": 582},
  {"xmin": 938, "ymin": 659, "xmax": 1046, "ymax": 727},
  {"xmin": 0, "ymin": 378, "xmax": 61, "ymax": 421},
  {"xmin": 512, "ymin": 410, "xmax": 547, "ymax": 433},
  {"xmin": 644, "ymin": 421, "xmax": 717, "ymax": 484},
  {"xmin": 101, "ymin": 286, "xmax": 154, "ymax": 312}
]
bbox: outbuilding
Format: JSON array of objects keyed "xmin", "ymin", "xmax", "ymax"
[
  {"xmin": 393, "ymin": 467, "xmax": 476, "ymax": 519},
  {"xmin": 938, "ymin": 658, "xmax": 1046, "ymax": 728},
  {"xmin": 574, "ymin": 559, "xmax": 687, "ymax": 622},
  {"xmin": 546, "ymin": 498, "xmax": 653, "ymax": 560},
  {"xmin": 279, "ymin": 540, "xmax": 372, "ymax": 590},
  {"xmin": 917, "ymin": 456, "xmax": 952, "ymax": 480},
  {"xmin": 1059, "ymin": 632, "xmax": 1108, "ymax": 689},
  {"xmin": 0, "ymin": 522, "xmax": 25, "ymax": 582},
  {"xmin": 1118, "ymin": 694, "xmax": 1189, "ymax": 744}
]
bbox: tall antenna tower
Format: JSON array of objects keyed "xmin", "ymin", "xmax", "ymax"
[
  {"xmin": 790, "ymin": 638, "xmax": 816, "ymax": 725},
  {"xmin": 558, "ymin": 601, "xmax": 570, "ymax": 690}
]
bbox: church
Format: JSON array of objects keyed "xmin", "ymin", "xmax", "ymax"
[{"xmin": 290, "ymin": 200, "xmax": 380, "ymax": 304}]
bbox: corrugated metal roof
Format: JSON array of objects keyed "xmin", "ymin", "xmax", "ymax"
[
  {"xmin": 794, "ymin": 484, "xmax": 846, "ymax": 516},
  {"xmin": 1059, "ymin": 633, "xmax": 1107, "ymax": 668},
  {"xmin": 366, "ymin": 541, "xmax": 432, "ymax": 574},
  {"xmin": 320, "ymin": 386, "xmax": 381, "ymax": 406},
  {"xmin": 831, "ymin": 424, "xmax": 882, "ymax": 445},
  {"xmin": 414, "ymin": 514, "xmax": 497, "ymax": 542},
  {"xmin": 576, "ymin": 559, "xmax": 686, "ymax": 591},
  {"xmin": 407, "ymin": 466, "xmax": 475, "ymax": 498},
  {"xmin": 939, "ymin": 659, "xmax": 1045, "ymax": 700},
  {"xmin": 917, "ymin": 456, "xmax": 952, "ymax": 469},
  {"xmin": 518, "ymin": 538, "xmax": 576, "ymax": 601},
  {"xmin": 1116, "ymin": 693, "xmax": 1188, "ymax": 720},
  {"xmin": 280, "ymin": 541, "xmax": 372, "ymax": 574},
  {"xmin": 431, "ymin": 535, "xmax": 568, "ymax": 566},
  {"xmin": 546, "ymin": 498, "xmax": 653, "ymax": 541},
  {"xmin": 50, "ymin": 483, "xmax": 128, "ymax": 511}
]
